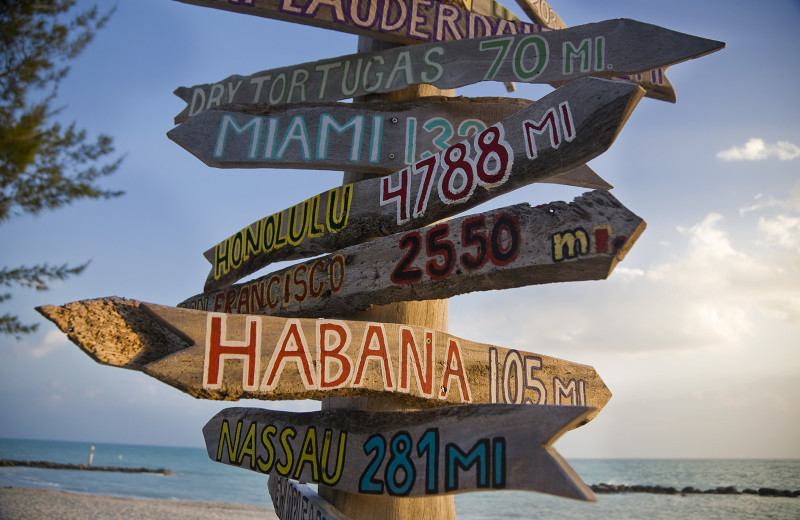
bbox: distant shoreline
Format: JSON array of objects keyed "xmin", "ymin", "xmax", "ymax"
[{"xmin": 0, "ymin": 487, "xmax": 278, "ymax": 520}]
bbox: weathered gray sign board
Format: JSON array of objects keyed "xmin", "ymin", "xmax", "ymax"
[
  {"xmin": 173, "ymin": 18, "xmax": 723, "ymax": 122},
  {"xmin": 269, "ymin": 476, "xmax": 351, "ymax": 520},
  {"xmin": 512, "ymin": 0, "xmax": 566, "ymax": 30},
  {"xmin": 168, "ymin": 96, "xmax": 606, "ymax": 189},
  {"xmin": 514, "ymin": 0, "xmax": 676, "ymax": 102},
  {"xmin": 180, "ymin": 191, "xmax": 645, "ymax": 318},
  {"xmin": 173, "ymin": 0, "xmax": 537, "ymax": 46},
  {"xmin": 204, "ymin": 404, "xmax": 597, "ymax": 500},
  {"xmin": 36, "ymin": 298, "xmax": 611, "ymax": 420},
  {"xmin": 172, "ymin": 0, "xmax": 686, "ymax": 103},
  {"xmin": 195, "ymin": 77, "xmax": 642, "ymax": 291}
]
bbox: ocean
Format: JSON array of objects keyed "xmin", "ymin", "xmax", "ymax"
[{"xmin": 1, "ymin": 438, "xmax": 798, "ymax": 519}]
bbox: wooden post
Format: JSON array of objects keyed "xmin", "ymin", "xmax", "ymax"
[{"xmin": 318, "ymin": 36, "xmax": 456, "ymax": 520}]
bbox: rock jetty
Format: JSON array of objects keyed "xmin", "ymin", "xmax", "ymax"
[
  {"xmin": 590, "ymin": 483, "xmax": 799, "ymax": 497},
  {"xmin": 0, "ymin": 459, "xmax": 174, "ymax": 475}
]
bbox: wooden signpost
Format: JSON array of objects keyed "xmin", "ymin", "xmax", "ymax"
[
  {"xmin": 36, "ymin": 298, "xmax": 611, "ymax": 420},
  {"xmin": 172, "ymin": 18, "xmax": 722, "ymax": 123},
  {"xmin": 269, "ymin": 476, "xmax": 352, "ymax": 520},
  {"xmin": 34, "ymin": 1, "xmax": 724, "ymax": 518},
  {"xmin": 197, "ymin": 77, "xmax": 643, "ymax": 291},
  {"xmin": 203, "ymin": 404, "xmax": 597, "ymax": 500},
  {"xmin": 167, "ymin": 96, "xmax": 607, "ymax": 189},
  {"xmin": 179, "ymin": 190, "xmax": 645, "ymax": 318}
]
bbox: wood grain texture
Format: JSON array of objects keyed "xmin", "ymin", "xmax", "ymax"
[
  {"xmin": 180, "ymin": 190, "xmax": 646, "ymax": 318},
  {"xmin": 167, "ymin": 96, "xmax": 605, "ymax": 190},
  {"xmin": 196, "ymin": 77, "xmax": 642, "ymax": 291},
  {"xmin": 35, "ymin": 298, "xmax": 611, "ymax": 419},
  {"xmin": 512, "ymin": 0, "xmax": 566, "ymax": 29},
  {"xmin": 269, "ymin": 476, "xmax": 352, "ymax": 520},
  {"xmin": 203, "ymin": 404, "xmax": 597, "ymax": 500},
  {"xmin": 514, "ymin": 1, "xmax": 677, "ymax": 102},
  {"xmin": 172, "ymin": 0, "xmax": 541, "ymax": 47},
  {"xmin": 172, "ymin": 18, "xmax": 723, "ymax": 122}
]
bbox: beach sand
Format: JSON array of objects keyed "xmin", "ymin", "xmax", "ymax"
[{"xmin": 0, "ymin": 487, "xmax": 279, "ymax": 520}]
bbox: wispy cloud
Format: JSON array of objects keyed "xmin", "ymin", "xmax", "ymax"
[
  {"xmin": 28, "ymin": 329, "xmax": 70, "ymax": 358},
  {"xmin": 452, "ymin": 189, "xmax": 800, "ymax": 358},
  {"xmin": 717, "ymin": 138, "xmax": 800, "ymax": 161}
]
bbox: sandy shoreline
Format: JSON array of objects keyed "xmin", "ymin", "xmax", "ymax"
[{"xmin": 0, "ymin": 487, "xmax": 279, "ymax": 520}]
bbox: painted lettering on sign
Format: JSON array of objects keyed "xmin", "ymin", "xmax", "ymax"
[
  {"xmin": 551, "ymin": 224, "xmax": 625, "ymax": 262},
  {"xmin": 215, "ymin": 418, "xmax": 347, "ymax": 485},
  {"xmin": 203, "ymin": 405, "xmax": 597, "ymax": 499},
  {"xmin": 269, "ymin": 477, "xmax": 349, "ymax": 520},
  {"xmin": 214, "ymin": 112, "xmax": 384, "ymax": 164},
  {"xmin": 406, "ymin": 116, "xmax": 489, "ymax": 164},
  {"xmin": 215, "ymin": 418, "xmax": 507, "ymax": 496},
  {"xmin": 276, "ymin": 0, "xmax": 539, "ymax": 43},
  {"xmin": 184, "ymin": 46, "xmax": 449, "ymax": 118},
  {"xmin": 614, "ymin": 68, "xmax": 666, "ymax": 86},
  {"xmin": 390, "ymin": 212, "xmax": 520, "ymax": 285},
  {"xmin": 380, "ymin": 123, "xmax": 515, "ymax": 224},
  {"xmin": 488, "ymin": 348, "xmax": 586, "ymax": 406},
  {"xmin": 211, "ymin": 186, "xmax": 352, "ymax": 283},
  {"xmin": 202, "ymin": 314, "xmax": 472, "ymax": 402},
  {"xmin": 358, "ymin": 428, "xmax": 506, "ymax": 495},
  {"xmin": 206, "ymin": 109, "xmax": 497, "ymax": 167},
  {"xmin": 181, "ymin": 254, "xmax": 346, "ymax": 313}
]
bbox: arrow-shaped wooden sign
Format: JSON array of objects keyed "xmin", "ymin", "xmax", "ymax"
[
  {"xmin": 513, "ymin": 0, "xmax": 676, "ymax": 102},
  {"xmin": 36, "ymin": 299, "xmax": 611, "ymax": 420},
  {"xmin": 269, "ymin": 476, "xmax": 352, "ymax": 520},
  {"xmin": 512, "ymin": 0, "xmax": 566, "ymax": 30},
  {"xmin": 167, "ymin": 96, "xmax": 607, "ymax": 190},
  {"xmin": 173, "ymin": 18, "xmax": 722, "ymax": 123},
  {"xmin": 173, "ymin": 0, "xmax": 537, "ymax": 47},
  {"xmin": 195, "ymin": 77, "xmax": 641, "ymax": 291},
  {"xmin": 180, "ymin": 191, "xmax": 645, "ymax": 318},
  {"xmin": 203, "ymin": 404, "xmax": 597, "ymax": 500}
]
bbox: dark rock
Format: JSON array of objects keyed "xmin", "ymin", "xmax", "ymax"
[
  {"xmin": 681, "ymin": 486, "xmax": 698, "ymax": 495},
  {"xmin": 592, "ymin": 483, "xmax": 617, "ymax": 493},
  {"xmin": 0, "ymin": 459, "xmax": 173, "ymax": 475}
]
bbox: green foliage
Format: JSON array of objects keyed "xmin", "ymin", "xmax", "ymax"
[{"xmin": 1, "ymin": 0, "xmax": 122, "ymax": 337}]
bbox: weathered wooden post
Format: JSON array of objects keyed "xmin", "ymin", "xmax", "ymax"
[{"xmin": 317, "ymin": 31, "xmax": 457, "ymax": 520}]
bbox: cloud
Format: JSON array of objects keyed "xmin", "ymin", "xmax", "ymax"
[
  {"xmin": 28, "ymin": 329, "xmax": 70, "ymax": 358},
  {"xmin": 717, "ymin": 138, "xmax": 800, "ymax": 161},
  {"xmin": 451, "ymin": 191, "xmax": 800, "ymax": 358}
]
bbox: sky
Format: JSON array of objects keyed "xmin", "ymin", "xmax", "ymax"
[{"xmin": 1, "ymin": 0, "xmax": 798, "ymax": 459}]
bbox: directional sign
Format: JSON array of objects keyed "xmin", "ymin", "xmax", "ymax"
[
  {"xmin": 168, "ymin": 96, "xmax": 606, "ymax": 189},
  {"xmin": 172, "ymin": 0, "xmax": 538, "ymax": 47},
  {"xmin": 203, "ymin": 404, "xmax": 597, "ymax": 500},
  {"xmin": 512, "ymin": 0, "xmax": 566, "ymax": 29},
  {"xmin": 269, "ymin": 476, "xmax": 351, "ymax": 520},
  {"xmin": 195, "ymin": 77, "xmax": 641, "ymax": 291},
  {"xmin": 180, "ymin": 191, "xmax": 645, "ymax": 318},
  {"xmin": 36, "ymin": 299, "xmax": 612, "ymax": 419},
  {"xmin": 514, "ymin": 0, "xmax": 676, "ymax": 102},
  {"xmin": 173, "ymin": 18, "xmax": 723, "ymax": 123}
]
